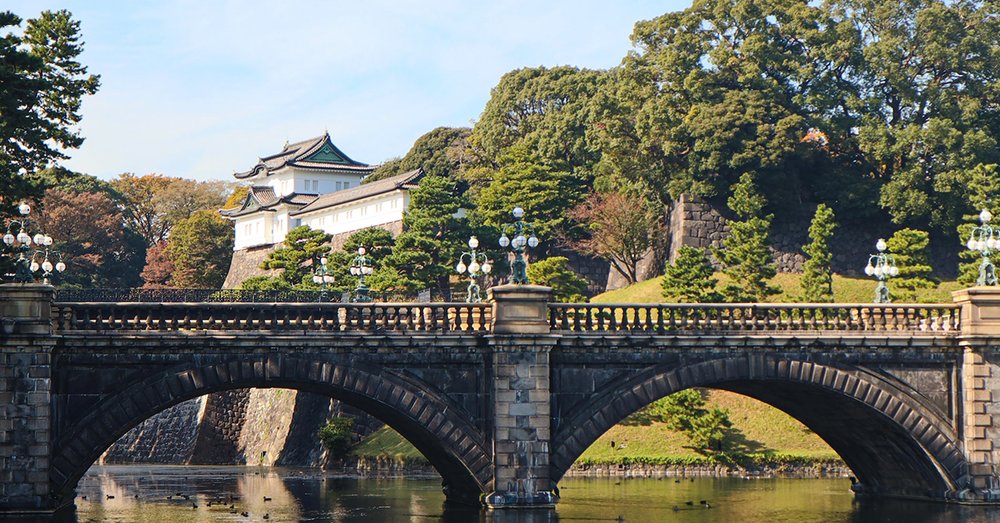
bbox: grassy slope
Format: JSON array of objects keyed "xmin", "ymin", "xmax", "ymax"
[
  {"xmin": 595, "ymin": 272, "xmax": 963, "ymax": 304},
  {"xmin": 353, "ymin": 273, "xmax": 961, "ymax": 466}
]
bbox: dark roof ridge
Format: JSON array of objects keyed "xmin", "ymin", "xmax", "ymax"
[{"xmin": 234, "ymin": 133, "xmax": 370, "ymax": 179}]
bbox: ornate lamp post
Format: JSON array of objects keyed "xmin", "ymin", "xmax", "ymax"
[
  {"xmin": 498, "ymin": 207, "xmax": 539, "ymax": 284},
  {"xmin": 966, "ymin": 208, "xmax": 999, "ymax": 286},
  {"xmin": 311, "ymin": 255, "xmax": 336, "ymax": 301},
  {"xmin": 349, "ymin": 246, "xmax": 374, "ymax": 303},
  {"xmin": 29, "ymin": 249, "xmax": 66, "ymax": 285},
  {"xmin": 455, "ymin": 236, "xmax": 492, "ymax": 303},
  {"xmin": 864, "ymin": 238, "xmax": 898, "ymax": 303},
  {"xmin": 2, "ymin": 202, "xmax": 63, "ymax": 283}
]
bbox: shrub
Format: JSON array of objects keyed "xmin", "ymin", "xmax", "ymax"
[{"xmin": 318, "ymin": 416, "xmax": 355, "ymax": 459}]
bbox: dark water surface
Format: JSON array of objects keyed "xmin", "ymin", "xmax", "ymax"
[{"xmin": 19, "ymin": 465, "xmax": 1000, "ymax": 522}]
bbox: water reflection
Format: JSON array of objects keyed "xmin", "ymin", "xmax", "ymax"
[{"xmin": 9, "ymin": 466, "xmax": 1000, "ymax": 522}]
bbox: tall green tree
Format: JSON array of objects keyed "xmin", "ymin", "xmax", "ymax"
[
  {"xmin": 800, "ymin": 204, "xmax": 837, "ymax": 303},
  {"xmin": 474, "ymin": 146, "xmax": 587, "ymax": 246},
  {"xmin": 843, "ymin": 0, "xmax": 1000, "ymax": 233},
  {"xmin": 0, "ymin": 8, "xmax": 99, "ymax": 279},
  {"xmin": 717, "ymin": 173, "xmax": 779, "ymax": 302},
  {"xmin": 662, "ymin": 246, "xmax": 722, "ymax": 303},
  {"xmin": 471, "ymin": 66, "xmax": 606, "ymax": 174},
  {"xmin": 260, "ymin": 226, "xmax": 332, "ymax": 288},
  {"xmin": 956, "ymin": 164, "xmax": 1000, "ymax": 285},
  {"xmin": 0, "ymin": 10, "xmax": 100, "ymax": 211},
  {"xmin": 167, "ymin": 210, "xmax": 234, "ymax": 288},
  {"xmin": 384, "ymin": 174, "xmax": 470, "ymax": 297},
  {"xmin": 886, "ymin": 228, "xmax": 937, "ymax": 302},
  {"xmin": 589, "ymin": 0, "xmax": 857, "ymax": 211},
  {"xmin": 465, "ymin": 67, "xmax": 605, "ymax": 234}
]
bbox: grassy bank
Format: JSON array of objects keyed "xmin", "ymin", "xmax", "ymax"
[
  {"xmin": 594, "ymin": 272, "xmax": 962, "ymax": 304},
  {"xmin": 350, "ymin": 389, "xmax": 840, "ymax": 470}
]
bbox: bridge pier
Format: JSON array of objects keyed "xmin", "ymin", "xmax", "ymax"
[
  {"xmin": 0, "ymin": 284, "xmax": 56, "ymax": 513},
  {"xmin": 955, "ymin": 287, "xmax": 1000, "ymax": 500},
  {"xmin": 485, "ymin": 285, "xmax": 559, "ymax": 508}
]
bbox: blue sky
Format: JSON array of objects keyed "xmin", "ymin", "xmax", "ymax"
[{"xmin": 10, "ymin": 1, "xmax": 689, "ymax": 182}]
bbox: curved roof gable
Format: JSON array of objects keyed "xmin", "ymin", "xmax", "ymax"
[
  {"xmin": 220, "ymin": 186, "xmax": 318, "ymax": 218},
  {"xmin": 234, "ymin": 133, "xmax": 374, "ymax": 179}
]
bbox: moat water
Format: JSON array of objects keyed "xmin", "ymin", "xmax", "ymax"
[{"xmin": 16, "ymin": 465, "xmax": 1000, "ymax": 522}]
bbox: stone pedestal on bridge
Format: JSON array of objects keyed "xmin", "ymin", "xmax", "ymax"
[
  {"xmin": 485, "ymin": 285, "xmax": 559, "ymax": 508},
  {"xmin": 0, "ymin": 284, "xmax": 56, "ymax": 513}
]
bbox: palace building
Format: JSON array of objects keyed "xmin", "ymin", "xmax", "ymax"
[{"xmin": 220, "ymin": 133, "xmax": 422, "ymax": 287}]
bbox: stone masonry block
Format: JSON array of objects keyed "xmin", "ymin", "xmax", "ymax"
[
  {"xmin": 970, "ymin": 439, "xmax": 993, "ymax": 452},
  {"xmin": 507, "ymin": 403, "xmax": 537, "ymax": 417}
]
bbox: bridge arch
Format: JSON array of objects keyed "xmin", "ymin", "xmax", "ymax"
[
  {"xmin": 50, "ymin": 354, "xmax": 492, "ymax": 506},
  {"xmin": 551, "ymin": 356, "xmax": 969, "ymax": 500}
]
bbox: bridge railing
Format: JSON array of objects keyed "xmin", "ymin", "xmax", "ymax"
[
  {"xmin": 51, "ymin": 302, "xmax": 493, "ymax": 333},
  {"xmin": 548, "ymin": 303, "xmax": 960, "ymax": 334}
]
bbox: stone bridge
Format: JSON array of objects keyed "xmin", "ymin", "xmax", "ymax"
[{"xmin": 3, "ymin": 283, "xmax": 1000, "ymax": 515}]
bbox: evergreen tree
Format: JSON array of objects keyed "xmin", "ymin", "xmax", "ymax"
[
  {"xmin": 956, "ymin": 164, "xmax": 1000, "ymax": 285},
  {"xmin": 525, "ymin": 257, "xmax": 589, "ymax": 302},
  {"xmin": 800, "ymin": 204, "xmax": 837, "ymax": 302},
  {"xmin": 474, "ymin": 145, "xmax": 588, "ymax": 246},
  {"xmin": 260, "ymin": 226, "xmax": 331, "ymax": 288},
  {"xmin": 384, "ymin": 174, "xmax": 470, "ymax": 298},
  {"xmin": 661, "ymin": 246, "xmax": 721, "ymax": 303},
  {"xmin": 886, "ymin": 228, "xmax": 936, "ymax": 302},
  {"xmin": 716, "ymin": 173, "xmax": 779, "ymax": 302}
]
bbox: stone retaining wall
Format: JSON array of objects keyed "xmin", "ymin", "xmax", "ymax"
[
  {"xmin": 102, "ymin": 397, "xmax": 203, "ymax": 464},
  {"xmin": 104, "ymin": 388, "xmax": 378, "ymax": 469}
]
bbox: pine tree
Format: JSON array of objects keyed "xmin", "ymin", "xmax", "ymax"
[
  {"xmin": 957, "ymin": 164, "xmax": 1000, "ymax": 285},
  {"xmin": 526, "ymin": 257, "xmax": 589, "ymax": 302},
  {"xmin": 886, "ymin": 228, "xmax": 936, "ymax": 302},
  {"xmin": 383, "ymin": 174, "xmax": 470, "ymax": 298},
  {"xmin": 661, "ymin": 246, "xmax": 721, "ymax": 303},
  {"xmin": 259, "ymin": 226, "xmax": 331, "ymax": 288},
  {"xmin": 716, "ymin": 173, "xmax": 779, "ymax": 302},
  {"xmin": 800, "ymin": 204, "xmax": 837, "ymax": 302}
]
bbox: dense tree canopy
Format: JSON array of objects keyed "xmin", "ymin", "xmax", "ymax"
[
  {"xmin": 591, "ymin": 0, "xmax": 1000, "ymax": 238},
  {"xmin": 38, "ymin": 189, "xmax": 142, "ymax": 288},
  {"xmin": 367, "ymin": 127, "xmax": 471, "ymax": 183},
  {"xmin": 167, "ymin": 210, "xmax": 233, "ymax": 288},
  {"xmin": 112, "ymin": 174, "xmax": 231, "ymax": 246},
  {"xmin": 471, "ymin": 66, "xmax": 606, "ymax": 174}
]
